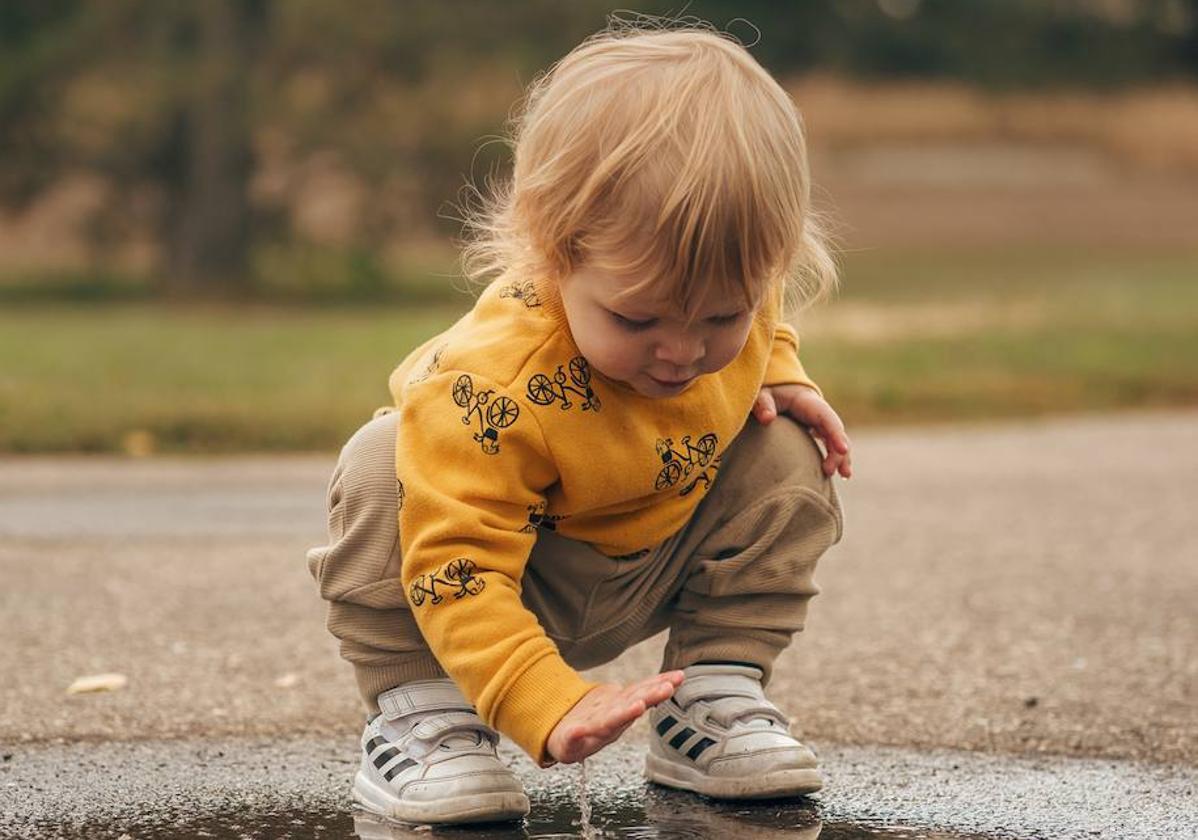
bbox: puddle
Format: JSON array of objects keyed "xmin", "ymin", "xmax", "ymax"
[{"xmin": 54, "ymin": 787, "xmax": 998, "ymax": 839}]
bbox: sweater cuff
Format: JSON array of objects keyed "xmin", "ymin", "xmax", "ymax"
[
  {"xmin": 490, "ymin": 652, "xmax": 597, "ymax": 766},
  {"xmin": 764, "ymin": 349, "xmax": 823, "ymax": 398},
  {"xmin": 765, "ymin": 322, "xmax": 822, "ymax": 397}
]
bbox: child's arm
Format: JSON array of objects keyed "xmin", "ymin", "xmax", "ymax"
[
  {"xmin": 396, "ymin": 371, "xmax": 588, "ymax": 765},
  {"xmin": 763, "ymin": 319, "xmax": 823, "ymax": 398},
  {"xmin": 395, "ymin": 370, "xmax": 680, "ymax": 766}
]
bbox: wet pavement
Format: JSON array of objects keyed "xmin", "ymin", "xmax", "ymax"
[
  {"xmin": 4, "ymin": 737, "xmax": 1194, "ymax": 839},
  {"xmin": 32, "ymin": 801, "xmax": 994, "ymax": 840}
]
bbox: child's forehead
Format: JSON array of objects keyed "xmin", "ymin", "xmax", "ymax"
[{"xmin": 593, "ymin": 269, "xmax": 752, "ymax": 317}]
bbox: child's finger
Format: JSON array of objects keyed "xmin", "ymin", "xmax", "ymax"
[
  {"xmin": 631, "ymin": 670, "xmax": 683, "ymax": 691},
  {"xmin": 819, "ymin": 411, "xmax": 850, "ymax": 454},
  {"xmin": 827, "ymin": 449, "xmax": 853, "ymax": 479},
  {"xmin": 821, "ymin": 426, "xmax": 847, "ymax": 453},
  {"xmin": 803, "ymin": 400, "xmax": 838, "ymax": 433},
  {"xmin": 624, "ymin": 673, "xmax": 682, "ymax": 705},
  {"xmin": 624, "ymin": 681, "xmax": 674, "ymax": 712},
  {"xmin": 752, "ymin": 389, "xmax": 777, "ymax": 423},
  {"xmin": 814, "ymin": 434, "xmax": 843, "ymax": 476},
  {"xmin": 811, "ymin": 418, "xmax": 851, "ymax": 462},
  {"xmin": 609, "ymin": 694, "xmax": 652, "ymax": 728}
]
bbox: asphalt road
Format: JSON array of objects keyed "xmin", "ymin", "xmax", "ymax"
[{"xmin": 1, "ymin": 409, "xmax": 1195, "ymax": 838}]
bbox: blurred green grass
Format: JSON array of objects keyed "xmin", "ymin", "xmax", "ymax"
[
  {"xmin": 1, "ymin": 247, "xmax": 1195, "ymax": 453},
  {"xmin": 0, "ymin": 304, "xmax": 464, "ymax": 453},
  {"xmin": 808, "ymin": 246, "xmax": 1198, "ymax": 425}
]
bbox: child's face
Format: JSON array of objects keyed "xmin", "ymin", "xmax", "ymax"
[{"xmin": 558, "ymin": 266, "xmax": 759, "ymax": 398}]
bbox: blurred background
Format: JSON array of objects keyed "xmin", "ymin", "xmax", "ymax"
[{"xmin": 2, "ymin": 0, "xmax": 1196, "ymax": 454}]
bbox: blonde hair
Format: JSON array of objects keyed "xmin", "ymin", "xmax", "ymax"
[{"xmin": 457, "ymin": 14, "xmax": 839, "ymax": 317}]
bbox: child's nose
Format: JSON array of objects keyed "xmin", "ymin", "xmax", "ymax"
[{"xmin": 655, "ymin": 333, "xmax": 704, "ymax": 367}]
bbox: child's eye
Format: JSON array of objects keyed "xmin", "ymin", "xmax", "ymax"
[
  {"xmin": 610, "ymin": 311, "xmax": 656, "ymax": 331},
  {"xmin": 707, "ymin": 311, "xmax": 745, "ymax": 326}
]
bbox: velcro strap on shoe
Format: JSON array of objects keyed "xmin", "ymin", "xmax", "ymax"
[
  {"xmin": 706, "ymin": 697, "xmax": 789, "ymax": 729},
  {"xmin": 378, "ymin": 679, "xmax": 473, "ymax": 719},
  {"xmin": 403, "ymin": 711, "xmax": 498, "ymax": 761},
  {"xmin": 674, "ymin": 672, "xmax": 764, "ymax": 708},
  {"xmin": 412, "ymin": 710, "xmax": 498, "ymax": 744}
]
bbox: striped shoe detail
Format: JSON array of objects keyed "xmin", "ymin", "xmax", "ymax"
[
  {"xmin": 372, "ymin": 746, "xmax": 400, "ymax": 769},
  {"xmin": 382, "ymin": 757, "xmax": 417, "ymax": 781},
  {"xmin": 668, "ymin": 727, "xmax": 696, "ymax": 750},
  {"xmin": 365, "ymin": 735, "xmax": 417, "ymax": 782},
  {"xmin": 685, "ymin": 736, "xmax": 716, "ymax": 760},
  {"xmin": 655, "ymin": 714, "xmax": 717, "ymax": 763}
]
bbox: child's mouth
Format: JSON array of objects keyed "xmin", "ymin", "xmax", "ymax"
[{"xmin": 648, "ymin": 374, "xmax": 696, "ymax": 391}]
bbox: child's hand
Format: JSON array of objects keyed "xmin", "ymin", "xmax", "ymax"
[
  {"xmin": 752, "ymin": 384, "xmax": 853, "ymax": 479},
  {"xmin": 546, "ymin": 670, "xmax": 685, "ymax": 765}
]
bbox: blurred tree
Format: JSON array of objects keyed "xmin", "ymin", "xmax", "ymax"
[
  {"xmin": 0, "ymin": 0, "xmax": 1195, "ymax": 297},
  {"xmin": 165, "ymin": 1, "xmax": 259, "ymax": 292},
  {"xmin": 648, "ymin": 0, "xmax": 1198, "ymax": 88},
  {"xmin": 0, "ymin": 0, "xmax": 265, "ymax": 292}
]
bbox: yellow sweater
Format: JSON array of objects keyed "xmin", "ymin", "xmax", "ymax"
[{"xmin": 386, "ymin": 272, "xmax": 818, "ymax": 765}]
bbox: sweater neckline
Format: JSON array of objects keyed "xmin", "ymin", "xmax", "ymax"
[{"xmin": 530, "ymin": 272, "xmax": 568, "ymax": 328}]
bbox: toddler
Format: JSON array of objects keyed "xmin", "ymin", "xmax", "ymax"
[{"xmin": 307, "ymin": 18, "xmax": 851, "ymax": 826}]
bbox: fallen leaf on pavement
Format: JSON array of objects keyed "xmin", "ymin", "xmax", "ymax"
[
  {"xmin": 274, "ymin": 673, "xmax": 299, "ymax": 689},
  {"xmin": 66, "ymin": 673, "xmax": 128, "ymax": 694}
]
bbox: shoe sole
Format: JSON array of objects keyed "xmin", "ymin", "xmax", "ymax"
[
  {"xmin": 644, "ymin": 752, "xmax": 823, "ymax": 799},
  {"xmin": 352, "ymin": 770, "xmax": 529, "ymax": 825}
]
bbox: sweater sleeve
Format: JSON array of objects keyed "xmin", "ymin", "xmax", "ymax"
[
  {"xmin": 762, "ymin": 282, "xmax": 822, "ymax": 397},
  {"xmin": 396, "ymin": 369, "xmax": 596, "ymax": 765}
]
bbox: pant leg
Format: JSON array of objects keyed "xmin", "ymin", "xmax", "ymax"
[
  {"xmin": 658, "ymin": 416, "xmax": 844, "ymax": 686},
  {"xmin": 306, "ymin": 409, "xmax": 446, "ymax": 714},
  {"xmin": 519, "ymin": 528, "xmax": 680, "ymax": 670}
]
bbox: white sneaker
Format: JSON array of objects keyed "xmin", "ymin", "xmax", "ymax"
[
  {"xmin": 351, "ymin": 678, "xmax": 529, "ymax": 824},
  {"xmin": 644, "ymin": 663, "xmax": 822, "ymax": 799}
]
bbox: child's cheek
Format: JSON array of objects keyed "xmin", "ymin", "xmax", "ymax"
[
  {"xmin": 598, "ymin": 330, "xmax": 640, "ymax": 379},
  {"xmin": 705, "ymin": 324, "xmax": 754, "ymax": 374}
]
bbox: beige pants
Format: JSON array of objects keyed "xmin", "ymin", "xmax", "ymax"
[{"xmin": 307, "ymin": 409, "xmax": 844, "ymax": 714}]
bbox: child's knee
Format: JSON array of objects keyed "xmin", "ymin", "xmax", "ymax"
[
  {"xmin": 681, "ymin": 418, "xmax": 843, "ymax": 602},
  {"xmin": 339, "ymin": 408, "xmax": 401, "ymax": 480},
  {"xmin": 721, "ymin": 417, "xmax": 841, "ymax": 523},
  {"xmin": 775, "ymin": 418, "xmax": 841, "ymax": 518},
  {"xmin": 307, "ymin": 410, "xmax": 406, "ymax": 604},
  {"xmin": 688, "ymin": 487, "xmax": 836, "ymax": 601}
]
